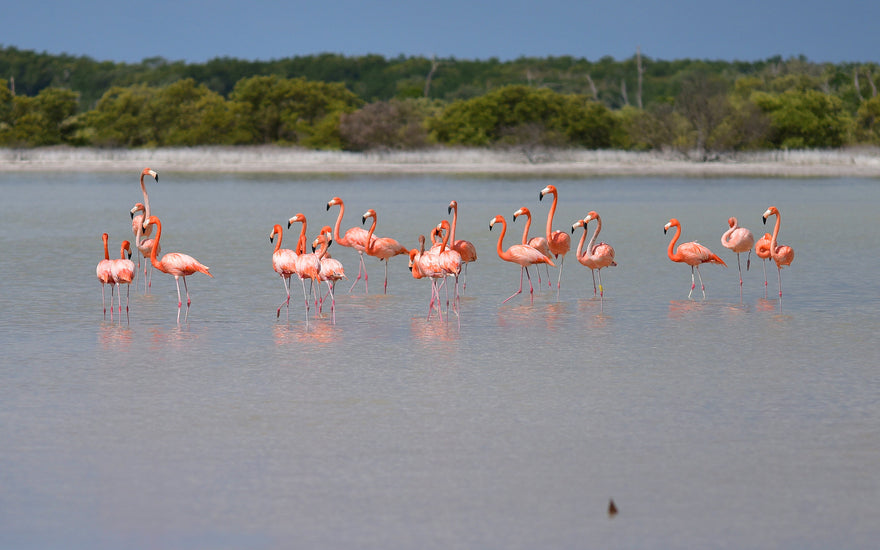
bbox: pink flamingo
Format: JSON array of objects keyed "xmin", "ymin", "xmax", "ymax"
[
  {"xmin": 144, "ymin": 216, "xmax": 213, "ymax": 322},
  {"xmin": 111, "ymin": 240, "xmax": 135, "ymax": 315},
  {"xmin": 513, "ymin": 206, "xmax": 552, "ymax": 285},
  {"xmin": 571, "ymin": 211, "xmax": 617, "ymax": 301},
  {"xmin": 539, "ymin": 184, "xmax": 572, "ymax": 297},
  {"xmin": 130, "ymin": 202, "xmax": 161, "ymax": 291},
  {"xmin": 288, "ymin": 213, "xmax": 321, "ymax": 319},
  {"xmin": 721, "ymin": 216, "xmax": 755, "ymax": 296},
  {"xmin": 270, "ymin": 223, "xmax": 298, "ymax": 318},
  {"xmin": 446, "ymin": 200, "xmax": 478, "ymax": 291},
  {"xmin": 754, "ymin": 232, "xmax": 773, "ymax": 295},
  {"xmin": 326, "ymin": 196, "xmax": 376, "ymax": 293},
  {"xmin": 664, "ymin": 218, "xmax": 726, "ymax": 300},
  {"xmin": 436, "ymin": 220, "xmax": 463, "ymax": 316},
  {"xmin": 96, "ymin": 232, "xmax": 114, "ymax": 317},
  {"xmin": 410, "ymin": 234, "xmax": 446, "ymax": 320},
  {"xmin": 132, "ymin": 168, "xmax": 158, "ymax": 279},
  {"xmin": 312, "ymin": 226, "xmax": 346, "ymax": 324},
  {"xmin": 361, "ymin": 208, "xmax": 408, "ymax": 294},
  {"xmin": 762, "ymin": 206, "xmax": 795, "ymax": 298},
  {"xmin": 489, "ymin": 215, "xmax": 556, "ymax": 304}
]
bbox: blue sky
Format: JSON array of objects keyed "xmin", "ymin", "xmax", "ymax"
[{"xmin": 5, "ymin": 0, "xmax": 879, "ymax": 64}]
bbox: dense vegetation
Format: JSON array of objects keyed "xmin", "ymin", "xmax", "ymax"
[{"xmin": 2, "ymin": 45, "xmax": 879, "ymax": 155}]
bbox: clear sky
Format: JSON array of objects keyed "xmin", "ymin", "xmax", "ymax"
[{"xmin": 5, "ymin": 0, "xmax": 879, "ymax": 64}]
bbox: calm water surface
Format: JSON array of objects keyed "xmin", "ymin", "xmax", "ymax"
[{"xmin": 1, "ymin": 172, "xmax": 878, "ymax": 549}]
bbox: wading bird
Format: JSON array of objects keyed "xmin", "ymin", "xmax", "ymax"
[
  {"xmin": 664, "ymin": 218, "xmax": 726, "ymax": 300},
  {"xmin": 762, "ymin": 206, "xmax": 795, "ymax": 298},
  {"xmin": 489, "ymin": 215, "xmax": 555, "ymax": 304}
]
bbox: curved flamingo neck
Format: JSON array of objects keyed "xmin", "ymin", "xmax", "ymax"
[
  {"xmin": 575, "ymin": 224, "xmax": 589, "ymax": 260},
  {"xmin": 721, "ymin": 218, "xmax": 737, "ymax": 247},
  {"xmin": 140, "ymin": 172, "xmax": 151, "ymax": 221},
  {"xmin": 365, "ymin": 215, "xmax": 378, "ymax": 253},
  {"xmin": 272, "ymin": 225, "xmax": 283, "ymax": 254},
  {"xmin": 119, "ymin": 241, "xmax": 129, "ymax": 259},
  {"xmin": 667, "ymin": 223, "xmax": 682, "ymax": 261},
  {"xmin": 330, "ymin": 201, "xmax": 346, "ymax": 245},
  {"xmin": 449, "ymin": 204, "xmax": 458, "ymax": 243},
  {"xmin": 494, "ymin": 218, "xmax": 508, "ymax": 259},
  {"xmin": 149, "ymin": 219, "xmax": 163, "ymax": 269},
  {"xmin": 520, "ymin": 212, "xmax": 532, "ymax": 244},
  {"xmin": 769, "ymin": 212, "xmax": 782, "ymax": 252},
  {"xmin": 587, "ymin": 217, "xmax": 602, "ymax": 255},
  {"xmin": 102, "ymin": 234, "xmax": 109, "ymax": 260},
  {"xmin": 439, "ymin": 221, "xmax": 450, "ymax": 253},
  {"xmin": 545, "ymin": 191, "xmax": 558, "ymax": 240}
]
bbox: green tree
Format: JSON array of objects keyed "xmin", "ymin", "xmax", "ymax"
[
  {"xmin": 752, "ymin": 89, "xmax": 852, "ymax": 148},
  {"xmin": 0, "ymin": 86, "xmax": 79, "ymax": 146},
  {"xmin": 855, "ymin": 96, "xmax": 880, "ymax": 144},
  {"xmin": 84, "ymin": 85, "xmax": 157, "ymax": 147}
]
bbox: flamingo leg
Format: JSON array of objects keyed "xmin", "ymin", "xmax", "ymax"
[
  {"xmin": 695, "ymin": 265, "xmax": 706, "ymax": 300},
  {"xmin": 349, "ymin": 252, "xmax": 369, "ymax": 294},
  {"xmin": 688, "ymin": 267, "xmax": 696, "ymax": 299},
  {"xmin": 503, "ymin": 266, "xmax": 527, "ymax": 304},
  {"xmin": 555, "ymin": 255, "xmax": 565, "ymax": 299},
  {"xmin": 277, "ymin": 275, "xmax": 291, "ymax": 318},
  {"xmin": 591, "ymin": 269, "xmax": 598, "ymax": 296},
  {"xmin": 461, "ymin": 263, "xmax": 468, "ymax": 293},
  {"xmin": 101, "ymin": 283, "xmax": 107, "ymax": 317},
  {"xmin": 384, "ymin": 261, "xmax": 389, "ymax": 294},
  {"xmin": 299, "ymin": 277, "xmax": 311, "ymax": 323},
  {"xmin": 326, "ymin": 282, "xmax": 336, "ymax": 324},
  {"xmin": 525, "ymin": 266, "xmax": 535, "ymax": 303},
  {"xmin": 597, "ymin": 269, "xmax": 605, "ymax": 312},
  {"xmin": 762, "ymin": 259, "xmax": 768, "ymax": 297},
  {"xmin": 173, "ymin": 276, "xmax": 183, "ymax": 323},
  {"xmin": 777, "ymin": 266, "xmax": 783, "ymax": 298}
]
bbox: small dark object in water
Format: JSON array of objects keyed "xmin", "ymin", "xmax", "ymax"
[{"xmin": 608, "ymin": 498, "xmax": 618, "ymax": 517}]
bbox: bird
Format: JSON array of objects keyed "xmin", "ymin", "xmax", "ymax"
[
  {"xmin": 133, "ymin": 168, "xmax": 158, "ymax": 274},
  {"xmin": 111, "ymin": 240, "xmax": 135, "ymax": 316},
  {"xmin": 720, "ymin": 216, "xmax": 755, "ymax": 297},
  {"xmin": 361, "ymin": 208, "xmax": 408, "ymax": 294},
  {"xmin": 96, "ymin": 232, "xmax": 114, "ymax": 318},
  {"xmin": 143, "ymin": 215, "xmax": 213, "ymax": 322},
  {"xmin": 288, "ymin": 213, "xmax": 322, "ymax": 320},
  {"xmin": 326, "ymin": 196, "xmax": 376, "ymax": 293},
  {"xmin": 513, "ymin": 206, "xmax": 552, "ymax": 286},
  {"xmin": 539, "ymin": 184, "xmax": 572, "ymax": 298},
  {"xmin": 270, "ymin": 223, "xmax": 298, "ymax": 319},
  {"xmin": 754, "ymin": 232, "xmax": 773, "ymax": 295},
  {"xmin": 130, "ymin": 202, "xmax": 161, "ymax": 291},
  {"xmin": 312, "ymin": 226, "xmax": 347, "ymax": 324},
  {"xmin": 436, "ymin": 220, "xmax": 463, "ymax": 316},
  {"xmin": 762, "ymin": 206, "xmax": 795, "ymax": 298},
  {"xmin": 446, "ymin": 200, "xmax": 478, "ymax": 291},
  {"xmin": 572, "ymin": 211, "xmax": 616, "ymax": 302},
  {"xmin": 489, "ymin": 215, "xmax": 555, "ymax": 304},
  {"xmin": 664, "ymin": 218, "xmax": 726, "ymax": 300},
  {"xmin": 411, "ymin": 234, "xmax": 447, "ymax": 320}
]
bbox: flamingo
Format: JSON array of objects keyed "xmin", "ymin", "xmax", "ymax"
[
  {"xmin": 512, "ymin": 206, "xmax": 552, "ymax": 285},
  {"xmin": 436, "ymin": 220, "xmax": 463, "ymax": 316},
  {"xmin": 96, "ymin": 232, "xmax": 114, "ymax": 317},
  {"xmin": 312, "ymin": 226, "xmax": 346, "ymax": 324},
  {"xmin": 447, "ymin": 200, "xmax": 478, "ymax": 291},
  {"xmin": 721, "ymin": 216, "xmax": 755, "ymax": 297},
  {"xmin": 270, "ymin": 223, "xmax": 298, "ymax": 319},
  {"xmin": 133, "ymin": 168, "xmax": 158, "ymax": 278},
  {"xmin": 326, "ymin": 196, "xmax": 376, "ymax": 293},
  {"xmin": 361, "ymin": 209, "xmax": 408, "ymax": 294},
  {"xmin": 130, "ymin": 203, "xmax": 161, "ymax": 291},
  {"xmin": 571, "ymin": 211, "xmax": 617, "ymax": 301},
  {"xmin": 111, "ymin": 240, "xmax": 135, "ymax": 316},
  {"xmin": 539, "ymin": 185, "xmax": 572, "ymax": 298},
  {"xmin": 288, "ymin": 213, "xmax": 321, "ymax": 319},
  {"xmin": 664, "ymin": 218, "xmax": 726, "ymax": 300},
  {"xmin": 410, "ymin": 234, "xmax": 446, "ymax": 320},
  {"xmin": 143, "ymin": 216, "xmax": 213, "ymax": 322},
  {"xmin": 489, "ymin": 215, "xmax": 555, "ymax": 304},
  {"xmin": 754, "ymin": 232, "xmax": 773, "ymax": 295},
  {"xmin": 762, "ymin": 206, "xmax": 795, "ymax": 298}
]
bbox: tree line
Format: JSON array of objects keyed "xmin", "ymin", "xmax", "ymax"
[{"xmin": 2, "ymin": 46, "xmax": 879, "ymax": 154}]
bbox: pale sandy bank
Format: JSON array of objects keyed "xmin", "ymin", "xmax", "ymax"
[{"xmin": 2, "ymin": 146, "xmax": 879, "ymax": 177}]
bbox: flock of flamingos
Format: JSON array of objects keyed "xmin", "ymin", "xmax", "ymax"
[{"xmin": 96, "ymin": 168, "xmax": 796, "ymax": 323}]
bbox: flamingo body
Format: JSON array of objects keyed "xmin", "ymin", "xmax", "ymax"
[
  {"xmin": 539, "ymin": 185, "xmax": 571, "ymax": 296},
  {"xmin": 664, "ymin": 218, "xmax": 726, "ymax": 300},
  {"xmin": 721, "ymin": 216, "xmax": 755, "ymax": 296},
  {"xmin": 489, "ymin": 215, "xmax": 555, "ymax": 304},
  {"xmin": 762, "ymin": 206, "xmax": 795, "ymax": 298},
  {"xmin": 111, "ymin": 240, "xmax": 135, "ymax": 314},
  {"xmin": 361, "ymin": 209, "xmax": 407, "ymax": 294}
]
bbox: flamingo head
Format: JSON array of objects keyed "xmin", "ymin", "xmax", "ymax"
[
  {"xmin": 130, "ymin": 202, "xmax": 145, "ymax": 219},
  {"xmin": 122, "ymin": 240, "xmax": 132, "ymax": 259},
  {"xmin": 327, "ymin": 197, "xmax": 342, "ymax": 211},
  {"xmin": 728, "ymin": 217, "xmax": 737, "ymax": 228},
  {"xmin": 489, "ymin": 215, "xmax": 504, "ymax": 230},
  {"xmin": 141, "ymin": 167, "xmax": 158, "ymax": 182},
  {"xmin": 539, "ymin": 185, "xmax": 556, "ymax": 201},
  {"xmin": 664, "ymin": 218, "xmax": 680, "ymax": 235},
  {"xmin": 512, "ymin": 207, "xmax": 529, "ymax": 221},
  {"xmin": 361, "ymin": 209, "xmax": 377, "ymax": 225},
  {"xmin": 448, "ymin": 200, "xmax": 457, "ymax": 215},
  {"xmin": 762, "ymin": 206, "xmax": 778, "ymax": 225},
  {"xmin": 288, "ymin": 213, "xmax": 306, "ymax": 229},
  {"xmin": 584, "ymin": 211, "xmax": 599, "ymax": 224},
  {"xmin": 269, "ymin": 224, "xmax": 283, "ymax": 243},
  {"xmin": 571, "ymin": 219, "xmax": 585, "ymax": 234}
]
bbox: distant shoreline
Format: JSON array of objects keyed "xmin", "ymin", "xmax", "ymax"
[{"xmin": 2, "ymin": 146, "xmax": 879, "ymax": 177}]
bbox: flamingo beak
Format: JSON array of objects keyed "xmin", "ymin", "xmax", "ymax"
[
  {"xmin": 448, "ymin": 205, "xmax": 452, "ymax": 215},
  {"xmin": 538, "ymin": 191, "xmax": 544, "ymax": 201},
  {"xmin": 287, "ymin": 220, "xmax": 292, "ymax": 229},
  {"xmin": 762, "ymin": 216, "xmax": 768, "ymax": 225},
  {"xmin": 664, "ymin": 227, "xmax": 668, "ymax": 234},
  {"xmin": 362, "ymin": 216, "xmax": 367, "ymax": 225}
]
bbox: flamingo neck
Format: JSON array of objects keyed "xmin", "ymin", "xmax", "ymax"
[
  {"xmin": 520, "ymin": 214, "xmax": 531, "ymax": 244},
  {"xmin": 770, "ymin": 213, "xmax": 781, "ymax": 252},
  {"xmin": 575, "ymin": 224, "xmax": 589, "ymax": 260},
  {"xmin": 667, "ymin": 224, "xmax": 682, "ymax": 261},
  {"xmin": 149, "ymin": 220, "xmax": 162, "ymax": 269},
  {"xmin": 545, "ymin": 192, "xmax": 557, "ymax": 240},
  {"xmin": 587, "ymin": 218, "xmax": 602, "ymax": 256},
  {"xmin": 449, "ymin": 205, "xmax": 458, "ymax": 243},
  {"xmin": 495, "ymin": 219, "xmax": 508, "ymax": 259},
  {"xmin": 272, "ymin": 227, "xmax": 283, "ymax": 254},
  {"xmin": 103, "ymin": 235, "xmax": 109, "ymax": 260},
  {"xmin": 295, "ymin": 221, "xmax": 307, "ymax": 255},
  {"xmin": 140, "ymin": 173, "xmax": 151, "ymax": 221},
  {"xmin": 365, "ymin": 216, "xmax": 377, "ymax": 253},
  {"xmin": 331, "ymin": 202, "xmax": 345, "ymax": 244}
]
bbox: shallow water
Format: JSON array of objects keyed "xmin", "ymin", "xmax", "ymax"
[{"xmin": 1, "ymin": 172, "xmax": 878, "ymax": 549}]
